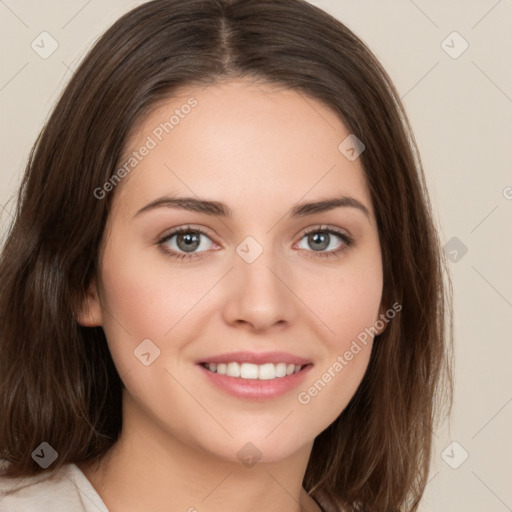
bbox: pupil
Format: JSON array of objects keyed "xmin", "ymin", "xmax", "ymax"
[
  {"xmin": 310, "ymin": 232, "xmax": 329, "ymax": 251},
  {"xmin": 178, "ymin": 232, "xmax": 200, "ymax": 252}
]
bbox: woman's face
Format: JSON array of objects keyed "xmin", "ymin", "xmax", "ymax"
[{"xmin": 80, "ymin": 78, "xmax": 384, "ymax": 463}]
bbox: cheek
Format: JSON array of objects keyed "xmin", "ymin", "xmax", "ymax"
[
  {"xmin": 98, "ymin": 242, "xmax": 211, "ymax": 339},
  {"xmin": 297, "ymin": 252, "xmax": 382, "ymax": 415},
  {"xmin": 307, "ymin": 250, "xmax": 383, "ymax": 346}
]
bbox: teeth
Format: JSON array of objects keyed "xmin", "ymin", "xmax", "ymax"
[
  {"xmin": 227, "ymin": 362, "xmax": 240, "ymax": 377},
  {"xmin": 275, "ymin": 363, "xmax": 287, "ymax": 378},
  {"xmin": 205, "ymin": 362, "xmax": 304, "ymax": 380},
  {"xmin": 240, "ymin": 362, "xmax": 258, "ymax": 379}
]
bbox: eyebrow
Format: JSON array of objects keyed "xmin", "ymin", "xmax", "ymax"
[{"xmin": 134, "ymin": 195, "xmax": 371, "ymax": 219}]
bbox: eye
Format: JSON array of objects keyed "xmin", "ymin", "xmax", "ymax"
[
  {"xmin": 157, "ymin": 225, "xmax": 217, "ymax": 260},
  {"xmin": 295, "ymin": 225, "xmax": 354, "ymax": 258},
  {"xmin": 157, "ymin": 224, "xmax": 354, "ymax": 261}
]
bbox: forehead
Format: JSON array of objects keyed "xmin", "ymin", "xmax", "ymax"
[{"xmin": 112, "ymin": 78, "xmax": 373, "ymax": 220}]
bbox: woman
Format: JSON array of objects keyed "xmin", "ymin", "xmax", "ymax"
[{"xmin": 0, "ymin": 1, "xmax": 453, "ymax": 511}]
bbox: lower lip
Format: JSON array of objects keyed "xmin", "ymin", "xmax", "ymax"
[{"xmin": 197, "ymin": 364, "xmax": 313, "ymax": 400}]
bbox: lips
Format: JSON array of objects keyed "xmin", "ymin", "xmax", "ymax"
[
  {"xmin": 197, "ymin": 361, "xmax": 313, "ymax": 400},
  {"xmin": 195, "ymin": 351, "xmax": 314, "ymax": 400},
  {"xmin": 196, "ymin": 351, "xmax": 312, "ymax": 366}
]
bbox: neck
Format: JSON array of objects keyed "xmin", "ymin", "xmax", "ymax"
[{"xmin": 79, "ymin": 393, "xmax": 322, "ymax": 512}]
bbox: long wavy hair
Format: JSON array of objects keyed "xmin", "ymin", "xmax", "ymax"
[{"xmin": 0, "ymin": 1, "xmax": 453, "ymax": 510}]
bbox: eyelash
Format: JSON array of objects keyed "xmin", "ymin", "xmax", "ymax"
[{"xmin": 156, "ymin": 224, "xmax": 354, "ymax": 261}]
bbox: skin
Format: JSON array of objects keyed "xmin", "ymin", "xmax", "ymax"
[{"xmin": 77, "ymin": 78, "xmax": 385, "ymax": 512}]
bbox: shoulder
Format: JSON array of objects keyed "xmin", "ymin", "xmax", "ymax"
[{"xmin": 0, "ymin": 463, "xmax": 108, "ymax": 512}]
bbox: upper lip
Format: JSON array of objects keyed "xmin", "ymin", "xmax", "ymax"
[{"xmin": 197, "ymin": 351, "xmax": 312, "ymax": 366}]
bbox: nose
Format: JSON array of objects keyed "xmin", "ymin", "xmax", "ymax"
[{"xmin": 222, "ymin": 249, "xmax": 298, "ymax": 333}]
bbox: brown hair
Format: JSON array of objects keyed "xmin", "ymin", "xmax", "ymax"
[{"xmin": 0, "ymin": 0, "xmax": 453, "ymax": 510}]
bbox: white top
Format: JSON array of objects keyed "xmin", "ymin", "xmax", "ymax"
[
  {"xmin": 0, "ymin": 463, "xmax": 108, "ymax": 512},
  {"xmin": 1, "ymin": 463, "xmax": 331, "ymax": 512}
]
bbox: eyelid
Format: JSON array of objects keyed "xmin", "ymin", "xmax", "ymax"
[
  {"xmin": 296, "ymin": 224, "xmax": 353, "ymax": 242},
  {"xmin": 157, "ymin": 223, "xmax": 354, "ymax": 259},
  {"xmin": 156, "ymin": 224, "xmax": 218, "ymax": 245}
]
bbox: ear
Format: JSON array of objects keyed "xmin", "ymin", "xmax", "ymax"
[{"xmin": 74, "ymin": 276, "xmax": 103, "ymax": 327}]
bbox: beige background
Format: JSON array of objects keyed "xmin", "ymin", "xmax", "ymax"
[{"xmin": 1, "ymin": 1, "xmax": 511, "ymax": 511}]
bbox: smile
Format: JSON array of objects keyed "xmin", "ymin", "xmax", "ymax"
[
  {"xmin": 197, "ymin": 362, "xmax": 313, "ymax": 400},
  {"xmin": 201, "ymin": 361, "xmax": 306, "ymax": 380}
]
